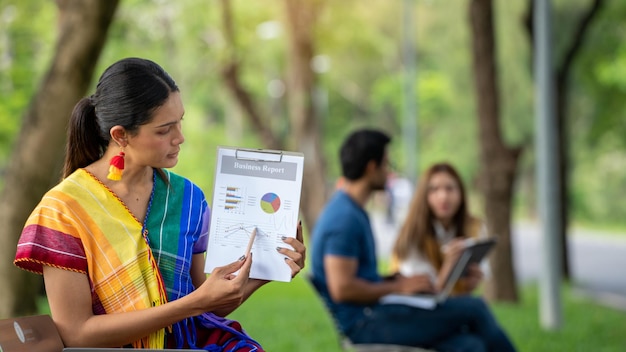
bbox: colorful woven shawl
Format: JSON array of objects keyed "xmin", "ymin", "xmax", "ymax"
[{"xmin": 15, "ymin": 169, "xmax": 168, "ymax": 348}]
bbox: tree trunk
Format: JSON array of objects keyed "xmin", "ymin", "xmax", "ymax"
[
  {"xmin": 283, "ymin": 0, "xmax": 327, "ymax": 229},
  {"xmin": 219, "ymin": 0, "xmax": 328, "ymax": 230},
  {"xmin": 219, "ymin": 0, "xmax": 283, "ymax": 152},
  {"xmin": 0, "ymin": 0, "xmax": 118, "ymax": 318},
  {"xmin": 469, "ymin": 0, "xmax": 521, "ymax": 302}
]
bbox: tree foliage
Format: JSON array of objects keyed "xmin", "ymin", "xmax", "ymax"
[{"xmin": 0, "ymin": 1, "xmax": 56, "ymax": 168}]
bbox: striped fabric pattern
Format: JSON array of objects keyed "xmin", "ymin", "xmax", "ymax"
[
  {"xmin": 15, "ymin": 169, "xmax": 163, "ymax": 311},
  {"xmin": 146, "ymin": 169, "xmax": 209, "ymax": 301},
  {"xmin": 15, "ymin": 169, "xmax": 167, "ymax": 347}
]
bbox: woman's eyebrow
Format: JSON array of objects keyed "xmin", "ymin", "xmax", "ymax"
[
  {"xmin": 155, "ymin": 115, "xmax": 184, "ymax": 128},
  {"xmin": 155, "ymin": 121, "xmax": 178, "ymax": 128}
]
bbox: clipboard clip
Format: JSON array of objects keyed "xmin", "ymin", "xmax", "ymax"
[{"xmin": 235, "ymin": 148, "xmax": 283, "ymax": 163}]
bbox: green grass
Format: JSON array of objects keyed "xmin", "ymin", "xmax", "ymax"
[
  {"xmin": 490, "ymin": 284, "xmax": 626, "ymax": 352},
  {"xmin": 230, "ymin": 276, "xmax": 342, "ymax": 351},
  {"xmin": 37, "ymin": 277, "xmax": 626, "ymax": 351},
  {"xmin": 229, "ymin": 276, "xmax": 626, "ymax": 352}
]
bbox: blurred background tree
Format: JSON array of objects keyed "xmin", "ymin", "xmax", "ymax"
[{"xmin": 0, "ymin": 0, "xmax": 119, "ymax": 318}]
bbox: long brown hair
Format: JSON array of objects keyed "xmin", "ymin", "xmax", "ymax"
[{"xmin": 393, "ymin": 162, "xmax": 479, "ymax": 270}]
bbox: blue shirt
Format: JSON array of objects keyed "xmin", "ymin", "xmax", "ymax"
[{"xmin": 310, "ymin": 191, "xmax": 382, "ymax": 334}]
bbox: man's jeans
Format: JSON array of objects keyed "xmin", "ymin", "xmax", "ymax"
[{"xmin": 347, "ymin": 296, "xmax": 516, "ymax": 352}]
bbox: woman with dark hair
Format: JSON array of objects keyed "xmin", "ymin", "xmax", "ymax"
[
  {"xmin": 14, "ymin": 57, "xmax": 305, "ymax": 351},
  {"xmin": 392, "ymin": 162, "xmax": 486, "ymax": 295}
]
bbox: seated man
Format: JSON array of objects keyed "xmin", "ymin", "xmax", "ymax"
[{"xmin": 310, "ymin": 128, "xmax": 516, "ymax": 352}]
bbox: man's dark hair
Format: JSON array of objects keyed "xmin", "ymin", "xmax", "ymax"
[{"xmin": 340, "ymin": 129, "xmax": 391, "ymax": 180}]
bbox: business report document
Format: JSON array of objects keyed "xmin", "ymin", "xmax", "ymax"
[{"xmin": 204, "ymin": 147, "xmax": 304, "ymax": 282}]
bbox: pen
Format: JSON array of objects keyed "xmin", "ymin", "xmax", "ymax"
[{"xmin": 245, "ymin": 227, "xmax": 257, "ymax": 257}]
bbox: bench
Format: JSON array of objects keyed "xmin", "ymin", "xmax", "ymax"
[
  {"xmin": 0, "ymin": 315, "xmax": 200, "ymax": 351},
  {"xmin": 0, "ymin": 314, "xmax": 64, "ymax": 352}
]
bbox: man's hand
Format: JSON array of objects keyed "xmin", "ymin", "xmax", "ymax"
[{"xmin": 394, "ymin": 274, "xmax": 435, "ymax": 294}]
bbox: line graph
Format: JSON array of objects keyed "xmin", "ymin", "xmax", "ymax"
[{"xmin": 214, "ymin": 218, "xmax": 280, "ymax": 252}]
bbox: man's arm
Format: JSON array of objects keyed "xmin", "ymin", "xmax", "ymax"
[
  {"xmin": 324, "ymin": 255, "xmax": 396, "ymax": 303},
  {"xmin": 324, "ymin": 255, "xmax": 433, "ymax": 304}
]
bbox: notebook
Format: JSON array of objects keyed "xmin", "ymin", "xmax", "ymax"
[{"xmin": 380, "ymin": 237, "xmax": 496, "ymax": 309}]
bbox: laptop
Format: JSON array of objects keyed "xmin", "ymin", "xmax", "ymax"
[{"xmin": 379, "ymin": 239, "xmax": 488, "ymax": 309}]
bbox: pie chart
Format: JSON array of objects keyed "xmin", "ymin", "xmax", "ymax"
[{"xmin": 260, "ymin": 192, "xmax": 281, "ymax": 214}]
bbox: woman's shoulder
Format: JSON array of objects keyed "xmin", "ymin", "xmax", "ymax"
[{"xmin": 47, "ymin": 169, "xmax": 96, "ymax": 198}]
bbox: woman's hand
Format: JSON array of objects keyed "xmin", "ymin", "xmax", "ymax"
[
  {"xmin": 441, "ymin": 238, "xmax": 467, "ymax": 264},
  {"xmin": 193, "ymin": 254, "xmax": 252, "ymax": 314},
  {"xmin": 460, "ymin": 263, "xmax": 483, "ymax": 293},
  {"xmin": 436, "ymin": 238, "xmax": 467, "ymax": 291},
  {"xmin": 277, "ymin": 221, "xmax": 306, "ymax": 278}
]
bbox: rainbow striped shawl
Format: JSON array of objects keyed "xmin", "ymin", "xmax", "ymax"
[{"xmin": 15, "ymin": 169, "xmax": 209, "ymax": 348}]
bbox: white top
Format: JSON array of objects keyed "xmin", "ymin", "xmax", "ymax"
[{"xmin": 397, "ymin": 220, "xmax": 491, "ymax": 281}]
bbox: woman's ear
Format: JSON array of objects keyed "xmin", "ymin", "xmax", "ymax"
[{"xmin": 109, "ymin": 126, "xmax": 127, "ymax": 147}]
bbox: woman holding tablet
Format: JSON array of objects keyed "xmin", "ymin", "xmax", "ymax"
[{"xmin": 392, "ymin": 162, "xmax": 489, "ymax": 295}]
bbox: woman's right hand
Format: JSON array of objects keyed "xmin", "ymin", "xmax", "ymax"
[
  {"xmin": 441, "ymin": 238, "xmax": 467, "ymax": 264},
  {"xmin": 436, "ymin": 238, "xmax": 467, "ymax": 291},
  {"xmin": 193, "ymin": 254, "xmax": 253, "ymax": 313}
]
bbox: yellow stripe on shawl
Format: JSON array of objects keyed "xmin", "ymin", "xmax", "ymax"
[{"xmin": 35, "ymin": 170, "xmax": 166, "ymax": 348}]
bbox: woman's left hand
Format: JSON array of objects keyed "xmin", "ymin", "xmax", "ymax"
[
  {"xmin": 277, "ymin": 221, "xmax": 306, "ymax": 278},
  {"xmin": 461, "ymin": 263, "xmax": 484, "ymax": 292}
]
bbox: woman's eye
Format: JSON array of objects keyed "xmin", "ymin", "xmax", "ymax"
[
  {"xmin": 157, "ymin": 128, "xmax": 170, "ymax": 135},
  {"xmin": 445, "ymin": 185, "xmax": 458, "ymax": 192}
]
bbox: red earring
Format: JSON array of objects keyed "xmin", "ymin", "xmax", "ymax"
[{"xmin": 107, "ymin": 150, "xmax": 125, "ymax": 181}]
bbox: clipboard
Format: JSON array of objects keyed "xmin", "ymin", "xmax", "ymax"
[{"xmin": 204, "ymin": 146, "xmax": 304, "ymax": 282}]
